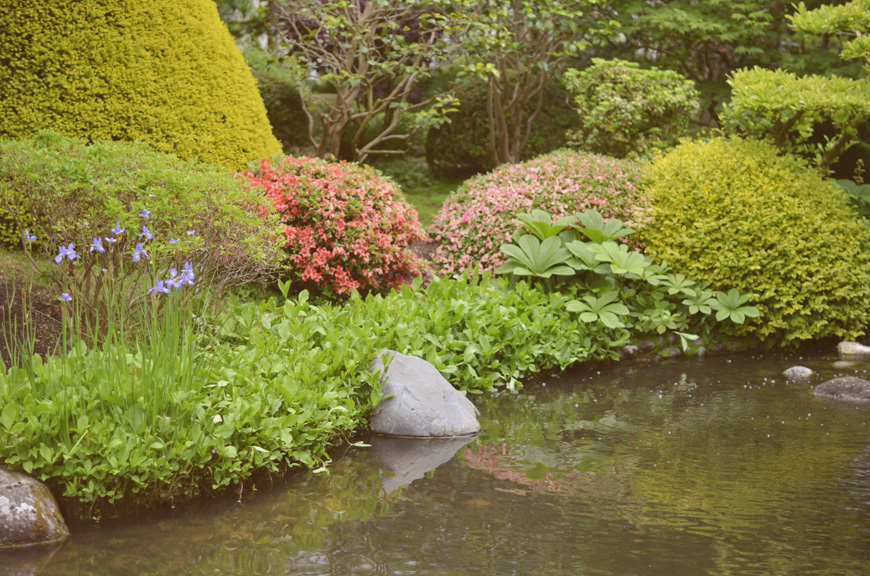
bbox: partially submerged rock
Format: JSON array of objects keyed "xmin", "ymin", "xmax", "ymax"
[
  {"xmin": 370, "ymin": 350, "xmax": 480, "ymax": 437},
  {"xmin": 783, "ymin": 366, "xmax": 814, "ymax": 379},
  {"xmin": 814, "ymin": 377, "xmax": 870, "ymax": 403},
  {"xmin": 0, "ymin": 467, "xmax": 68, "ymax": 550},
  {"xmin": 837, "ymin": 341, "xmax": 870, "ymax": 356}
]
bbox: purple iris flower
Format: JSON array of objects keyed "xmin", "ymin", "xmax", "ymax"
[
  {"xmin": 111, "ymin": 220, "xmax": 125, "ymax": 236},
  {"xmin": 105, "ymin": 237, "xmax": 117, "ymax": 244},
  {"xmin": 140, "ymin": 225, "xmax": 153, "ymax": 240},
  {"xmin": 148, "ymin": 280, "xmax": 171, "ymax": 295},
  {"xmin": 59, "ymin": 292, "xmax": 72, "ymax": 302},
  {"xmin": 165, "ymin": 268, "xmax": 182, "ymax": 290},
  {"xmin": 139, "ymin": 208, "xmax": 151, "ymax": 221},
  {"xmin": 89, "ymin": 237, "xmax": 106, "ymax": 254},
  {"xmin": 187, "ymin": 230, "xmax": 196, "ymax": 236},
  {"xmin": 24, "ymin": 229, "xmax": 37, "ymax": 242},
  {"xmin": 169, "ymin": 238, "xmax": 179, "ymax": 245},
  {"xmin": 54, "ymin": 243, "xmax": 78, "ymax": 263},
  {"xmin": 131, "ymin": 243, "xmax": 149, "ymax": 262},
  {"xmin": 180, "ymin": 262, "xmax": 195, "ymax": 286}
]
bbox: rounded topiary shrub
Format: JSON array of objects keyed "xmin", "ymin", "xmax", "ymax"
[
  {"xmin": 0, "ymin": 131, "xmax": 284, "ymax": 285},
  {"xmin": 244, "ymin": 156, "xmax": 425, "ymax": 296},
  {"xmin": 429, "ymin": 150, "xmax": 650, "ymax": 276},
  {"xmin": 425, "ymin": 80, "xmax": 578, "ymax": 179},
  {"xmin": 641, "ymin": 136, "xmax": 870, "ymax": 347},
  {"xmin": 0, "ymin": 0, "xmax": 281, "ymax": 170}
]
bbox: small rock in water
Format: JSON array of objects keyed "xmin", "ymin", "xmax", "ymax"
[
  {"xmin": 837, "ymin": 341, "xmax": 870, "ymax": 356},
  {"xmin": 833, "ymin": 361, "xmax": 856, "ymax": 369},
  {"xmin": 783, "ymin": 366, "xmax": 814, "ymax": 379},
  {"xmin": 814, "ymin": 377, "xmax": 870, "ymax": 403}
]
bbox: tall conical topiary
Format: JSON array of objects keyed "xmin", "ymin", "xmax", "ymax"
[{"xmin": 0, "ymin": 0, "xmax": 281, "ymax": 170}]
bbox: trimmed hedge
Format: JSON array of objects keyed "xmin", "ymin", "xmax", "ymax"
[
  {"xmin": 0, "ymin": 0, "xmax": 281, "ymax": 170},
  {"xmin": 640, "ymin": 136, "xmax": 870, "ymax": 347}
]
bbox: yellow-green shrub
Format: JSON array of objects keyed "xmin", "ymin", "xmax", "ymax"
[
  {"xmin": 0, "ymin": 0, "xmax": 280, "ymax": 171},
  {"xmin": 641, "ymin": 136, "xmax": 870, "ymax": 347}
]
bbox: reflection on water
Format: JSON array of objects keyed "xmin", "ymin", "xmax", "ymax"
[{"xmin": 37, "ymin": 354, "xmax": 870, "ymax": 575}]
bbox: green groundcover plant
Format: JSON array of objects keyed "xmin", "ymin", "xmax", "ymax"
[
  {"xmin": 430, "ymin": 150, "xmax": 651, "ymax": 277},
  {"xmin": 641, "ymin": 136, "xmax": 870, "ymax": 347},
  {"xmin": 1, "ymin": 265, "xmax": 640, "ymax": 519}
]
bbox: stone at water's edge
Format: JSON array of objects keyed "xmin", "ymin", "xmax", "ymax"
[
  {"xmin": 837, "ymin": 341, "xmax": 870, "ymax": 356},
  {"xmin": 0, "ymin": 467, "xmax": 68, "ymax": 550},
  {"xmin": 370, "ymin": 350, "xmax": 481, "ymax": 437},
  {"xmin": 814, "ymin": 377, "xmax": 870, "ymax": 403},
  {"xmin": 784, "ymin": 366, "xmax": 814, "ymax": 379}
]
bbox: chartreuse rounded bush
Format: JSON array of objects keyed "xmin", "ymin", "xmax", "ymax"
[
  {"xmin": 641, "ymin": 136, "xmax": 870, "ymax": 347},
  {"xmin": 0, "ymin": 0, "xmax": 280, "ymax": 171}
]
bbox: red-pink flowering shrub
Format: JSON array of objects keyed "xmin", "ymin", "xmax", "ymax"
[
  {"xmin": 429, "ymin": 150, "xmax": 651, "ymax": 276},
  {"xmin": 243, "ymin": 156, "xmax": 425, "ymax": 295}
]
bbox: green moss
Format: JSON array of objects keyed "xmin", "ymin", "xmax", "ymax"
[
  {"xmin": 640, "ymin": 136, "xmax": 870, "ymax": 347},
  {"xmin": 0, "ymin": 0, "xmax": 281, "ymax": 170}
]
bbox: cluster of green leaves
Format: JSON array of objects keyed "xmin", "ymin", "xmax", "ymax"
[
  {"xmin": 562, "ymin": 58, "xmax": 699, "ymax": 159},
  {"xmin": 0, "ymin": 283, "xmax": 384, "ymax": 519},
  {"xmin": 834, "ymin": 178, "xmax": 870, "ymax": 218},
  {"xmin": 495, "ymin": 208, "xmax": 757, "ymax": 350},
  {"xmin": 790, "ymin": 0, "xmax": 870, "ymax": 66},
  {"xmin": 722, "ymin": 67, "xmax": 870, "ymax": 170},
  {"xmin": 640, "ymin": 136, "xmax": 870, "ymax": 348}
]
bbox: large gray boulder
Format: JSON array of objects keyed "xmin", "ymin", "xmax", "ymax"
[
  {"xmin": 0, "ymin": 467, "xmax": 68, "ymax": 550},
  {"xmin": 370, "ymin": 350, "xmax": 481, "ymax": 437},
  {"xmin": 814, "ymin": 377, "xmax": 870, "ymax": 403}
]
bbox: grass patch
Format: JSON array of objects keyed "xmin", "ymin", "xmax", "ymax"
[{"xmin": 371, "ymin": 157, "xmax": 462, "ymax": 228}]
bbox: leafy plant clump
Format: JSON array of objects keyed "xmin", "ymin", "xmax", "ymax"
[
  {"xmin": 0, "ymin": 131, "xmax": 284, "ymax": 287},
  {"xmin": 562, "ymin": 58, "xmax": 700, "ymax": 159},
  {"xmin": 0, "ymin": 269, "xmax": 632, "ymax": 519},
  {"xmin": 243, "ymin": 156, "xmax": 425, "ymax": 297},
  {"xmin": 640, "ymin": 136, "xmax": 870, "ymax": 347},
  {"xmin": 495, "ymin": 208, "xmax": 758, "ymax": 349},
  {"xmin": 429, "ymin": 150, "xmax": 651, "ymax": 277}
]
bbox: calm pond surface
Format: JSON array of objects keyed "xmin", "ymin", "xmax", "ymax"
[{"xmin": 14, "ymin": 353, "xmax": 870, "ymax": 575}]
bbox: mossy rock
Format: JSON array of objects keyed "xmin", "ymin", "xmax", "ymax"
[{"xmin": 0, "ymin": 0, "xmax": 281, "ymax": 171}]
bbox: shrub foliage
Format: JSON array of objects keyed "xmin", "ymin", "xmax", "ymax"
[
  {"xmin": 0, "ymin": 131, "xmax": 284, "ymax": 287},
  {"xmin": 244, "ymin": 156, "xmax": 425, "ymax": 296},
  {"xmin": 0, "ymin": 0, "xmax": 281, "ymax": 170},
  {"xmin": 640, "ymin": 136, "xmax": 870, "ymax": 347},
  {"xmin": 563, "ymin": 58, "xmax": 699, "ymax": 159},
  {"xmin": 429, "ymin": 150, "xmax": 650, "ymax": 276},
  {"xmin": 425, "ymin": 80, "xmax": 577, "ymax": 179}
]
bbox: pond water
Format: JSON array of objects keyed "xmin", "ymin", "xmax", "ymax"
[{"xmin": 13, "ymin": 353, "xmax": 870, "ymax": 575}]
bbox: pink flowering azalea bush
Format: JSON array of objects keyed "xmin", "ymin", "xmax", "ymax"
[
  {"xmin": 429, "ymin": 150, "xmax": 652, "ymax": 276},
  {"xmin": 243, "ymin": 156, "xmax": 425, "ymax": 296}
]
